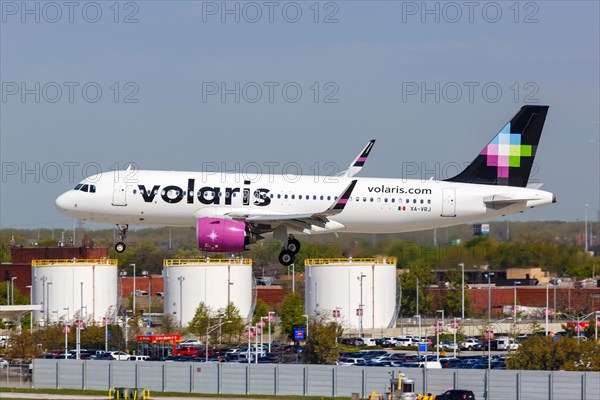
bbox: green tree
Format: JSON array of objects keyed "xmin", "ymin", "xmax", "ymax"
[
  {"xmin": 302, "ymin": 313, "xmax": 343, "ymax": 364},
  {"xmin": 219, "ymin": 303, "xmax": 245, "ymax": 343},
  {"xmin": 188, "ymin": 302, "xmax": 213, "ymax": 337},
  {"xmin": 507, "ymin": 336, "xmax": 600, "ymax": 371},
  {"xmin": 252, "ymin": 299, "xmax": 270, "ymax": 325},
  {"xmin": 399, "ymin": 265, "xmax": 434, "ymax": 316},
  {"xmin": 279, "ymin": 292, "xmax": 305, "ymax": 339}
]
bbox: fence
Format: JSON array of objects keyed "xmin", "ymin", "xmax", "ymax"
[{"xmin": 32, "ymin": 359, "xmax": 600, "ymax": 399}]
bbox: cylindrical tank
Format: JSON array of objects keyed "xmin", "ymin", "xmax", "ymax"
[
  {"xmin": 304, "ymin": 258, "xmax": 397, "ymax": 330},
  {"xmin": 31, "ymin": 259, "xmax": 118, "ymax": 325},
  {"xmin": 163, "ymin": 258, "xmax": 253, "ymax": 327}
]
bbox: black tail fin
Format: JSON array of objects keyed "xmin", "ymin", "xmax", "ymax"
[{"xmin": 445, "ymin": 105, "xmax": 549, "ymax": 187}]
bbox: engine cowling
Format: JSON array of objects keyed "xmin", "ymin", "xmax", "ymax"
[{"xmin": 197, "ymin": 217, "xmax": 253, "ymax": 252}]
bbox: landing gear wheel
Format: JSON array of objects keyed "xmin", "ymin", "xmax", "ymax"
[
  {"xmin": 279, "ymin": 249, "xmax": 295, "ymax": 266},
  {"xmin": 115, "ymin": 224, "xmax": 129, "ymax": 253},
  {"xmin": 115, "ymin": 242, "xmax": 127, "ymax": 253},
  {"xmin": 287, "ymin": 238, "xmax": 301, "ymax": 254}
]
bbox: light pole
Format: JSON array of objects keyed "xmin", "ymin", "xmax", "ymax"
[
  {"xmin": 357, "ymin": 273, "xmax": 366, "ymax": 337},
  {"xmin": 303, "ymin": 314, "xmax": 309, "ymax": 340},
  {"xmin": 513, "ymin": 281, "xmax": 520, "ymax": 327},
  {"xmin": 486, "ymin": 272, "xmax": 495, "ymax": 370},
  {"xmin": 595, "ymin": 311, "xmax": 599, "ymax": 342},
  {"xmin": 47, "ymin": 282, "xmax": 53, "ymax": 324},
  {"xmin": 124, "ymin": 309, "xmax": 132, "ymax": 353},
  {"xmin": 26, "ymin": 285, "xmax": 32, "ymax": 331},
  {"xmin": 416, "ymin": 277, "xmax": 421, "ymax": 358},
  {"xmin": 585, "ymin": 204, "xmax": 589, "ymax": 253},
  {"xmin": 10, "ymin": 277, "xmax": 17, "ymax": 305},
  {"xmin": 545, "ymin": 283, "xmax": 550, "ymax": 336},
  {"xmin": 63, "ymin": 307, "xmax": 70, "ymax": 359},
  {"xmin": 459, "ymin": 263, "xmax": 465, "ymax": 320},
  {"xmin": 41, "ymin": 275, "xmax": 47, "ymax": 325},
  {"xmin": 142, "ymin": 270, "xmax": 151, "ymax": 328},
  {"xmin": 206, "ymin": 320, "xmax": 230, "ymax": 362},
  {"xmin": 435, "ymin": 310, "xmax": 444, "ymax": 361},
  {"xmin": 267, "ymin": 311, "xmax": 275, "ymax": 353},
  {"xmin": 292, "ymin": 263, "xmax": 295, "ymax": 293},
  {"xmin": 178, "ymin": 275, "xmax": 185, "ymax": 327},
  {"xmin": 131, "ymin": 264, "xmax": 136, "ymax": 315}
]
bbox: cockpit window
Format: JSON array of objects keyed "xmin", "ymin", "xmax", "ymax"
[
  {"xmin": 74, "ymin": 184, "xmax": 83, "ymax": 190},
  {"xmin": 90, "ymin": 185, "xmax": 96, "ymax": 193},
  {"xmin": 81, "ymin": 184, "xmax": 89, "ymax": 192}
]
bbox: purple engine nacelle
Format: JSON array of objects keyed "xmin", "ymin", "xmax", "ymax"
[{"xmin": 197, "ymin": 217, "xmax": 250, "ymax": 253}]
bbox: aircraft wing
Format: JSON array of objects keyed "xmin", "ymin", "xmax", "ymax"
[
  {"xmin": 339, "ymin": 140, "xmax": 375, "ymax": 177},
  {"xmin": 226, "ymin": 180, "xmax": 358, "ymax": 233}
]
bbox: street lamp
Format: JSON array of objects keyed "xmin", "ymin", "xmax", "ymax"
[
  {"xmin": 545, "ymin": 283, "xmax": 550, "ymax": 336},
  {"xmin": 303, "ymin": 314, "xmax": 309, "ymax": 340},
  {"xmin": 436, "ymin": 310, "xmax": 444, "ymax": 362},
  {"xmin": 130, "ymin": 264, "xmax": 136, "ymax": 315},
  {"xmin": 459, "ymin": 263, "xmax": 465, "ymax": 320},
  {"xmin": 10, "ymin": 276, "xmax": 17, "ymax": 305},
  {"xmin": 267, "ymin": 311, "xmax": 275, "ymax": 352},
  {"xmin": 142, "ymin": 270, "xmax": 151, "ymax": 328},
  {"xmin": 124, "ymin": 309, "xmax": 132, "ymax": 353},
  {"xmin": 584, "ymin": 204, "xmax": 589, "ymax": 253},
  {"xmin": 177, "ymin": 276, "xmax": 185, "ymax": 327},
  {"xmin": 357, "ymin": 273, "xmax": 366, "ymax": 337},
  {"xmin": 63, "ymin": 307, "xmax": 70, "ymax": 359},
  {"xmin": 206, "ymin": 320, "xmax": 230, "ymax": 362},
  {"xmin": 486, "ymin": 272, "xmax": 495, "ymax": 370},
  {"xmin": 25, "ymin": 285, "xmax": 32, "ymax": 331}
]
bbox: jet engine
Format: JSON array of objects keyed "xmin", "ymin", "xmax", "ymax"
[{"xmin": 197, "ymin": 217, "xmax": 257, "ymax": 252}]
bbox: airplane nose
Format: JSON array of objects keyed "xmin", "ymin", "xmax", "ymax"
[{"xmin": 55, "ymin": 192, "xmax": 73, "ymax": 212}]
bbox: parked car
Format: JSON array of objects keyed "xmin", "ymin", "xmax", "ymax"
[
  {"xmin": 491, "ymin": 337, "xmax": 519, "ymax": 351},
  {"xmin": 435, "ymin": 389, "xmax": 476, "ymax": 400},
  {"xmin": 460, "ymin": 338, "xmax": 481, "ymax": 350},
  {"xmin": 128, "ymin": 355, "xmax": 150, "ymax": 361},
  {"xmin": 109, "ymin": 351, "xmax": 130, "ymax": 361},
  {"xmin": 0, "ymin": 358, "xmax": 8, "ymax": 369}
]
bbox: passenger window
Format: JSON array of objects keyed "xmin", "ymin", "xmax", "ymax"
[
  {"xmin": 384, "ymin": 198, "xmax": 388, "ymax": 203},
  {"xmin": 277, "ymin": 194, "xmax": 281, "ymax": 199},
  {"xmin": 284, "ymin": 194, "xmax": 288, "ymax": 199},
  {"xmin": 413, "ymin": 199, "xmax": 417, "ymax": 204},
  {"xmin": 299, "ymin": 195, "xmax": 302, "ymax": 200},
  {"xmin": 363, "ymin": 197, "xmax": 366, "ymax": 202},
  {"xmin": 320, "ymin": 196, "xmax": 324, "ymax": 200},
  {"xmin": 291, "ymin": 195, "xmax": 295, "ymax": 200},
  {"xmin": 391, "ymin": 198, "xmax": 395, "ymax": 203},
  {"xmin": 428, "ymin": 199, "xmax": 431, "ymax": 204},
  {"xmin": 370, "ymin": 198, "xmax": 373, "ymax": 202},
  {"xmin": 313, "ymin": 195, "xmax": 317, "ymax": 200},
  {"xmin": 81, "ymin": 184, "xmax": 89, "ymax": 192},
  {"xmin": 377, "ymin": 198, "xmax": 381, "ymax": 203},
  {"xmin": 420, "ymin": 199, "xmax": 424, "ymax": 204}
]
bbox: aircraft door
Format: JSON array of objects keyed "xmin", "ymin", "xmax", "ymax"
[
  {"xmin": 112, "ymin": 180, "xmax": 127, "ymax": 206},
  {"xmin": 441, "ymin": 188, "xmax": 456, "ymax": 217}
]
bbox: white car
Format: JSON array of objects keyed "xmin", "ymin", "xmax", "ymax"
[
  {"xmin": 0, "ymin": 358, "xmax": 8, "ymax": 369},
  {"xmin": 180, "ymin": 339, "xmax": 203, "ymax": 346},
  {"xmin": 109, "ymin": 351, "xmax": 130, "ymax": 361}
]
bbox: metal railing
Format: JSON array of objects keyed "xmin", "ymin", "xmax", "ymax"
[
  {"xmin": 163, "ymin": 258, "xmax": 252, "ymax": 266},
  {"xmin": 304, "ymin": 257, "xmax": 398, "ymax": 266},
  {"xmin": 31, "ymin": 259, "xmax": 117, "ymax": 266}
]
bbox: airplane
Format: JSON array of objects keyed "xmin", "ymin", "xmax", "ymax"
[{"xmin": 56, "ymin": 106, "xmax": 555, "ymax": 266}]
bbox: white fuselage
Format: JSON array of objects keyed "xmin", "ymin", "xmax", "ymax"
[{"xmin": 55, "ymin": 170, "xmax": 555, "ymax": 234}]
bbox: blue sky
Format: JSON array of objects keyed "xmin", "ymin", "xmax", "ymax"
[{"xmin": 1, "ymin": 1, "xmax": 599, "ymax": 228}]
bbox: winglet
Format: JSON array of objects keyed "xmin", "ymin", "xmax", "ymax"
[
  {"xmin": 322, "ymin": 180, "xmax": 358, "ymax": 215},
  {"xmin": 341, "ymin": 140, "xmax": 376, "ymax": 177}
]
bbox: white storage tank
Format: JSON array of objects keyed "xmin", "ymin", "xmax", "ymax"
[
  {"xmin": 31, "ymin": 259, "xmax": 118, "ymax": 325},
  {"xmin": 304, "ymin": 258, "xmax": 398, "ymax": 331},
  {"xmin": 163, "ymin": 258, "xmax": 253, "ymax": 327}
]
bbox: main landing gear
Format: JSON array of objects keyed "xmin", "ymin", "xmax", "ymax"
[
  {"xmin": 278, "ymin": 236, "xmax": 301, "ymax": 266},
  {"xmin": 115, "ymin": 224, "xmax": 129, "ymax": 253}
]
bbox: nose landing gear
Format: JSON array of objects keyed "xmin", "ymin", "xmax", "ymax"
[
  {"xmin": 114, "ymin": 224, "xmax": 129, "ymax": 253},
  {"xmin": 278, "ymin": 236, "xmax": 301, "ymax": 266}
]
